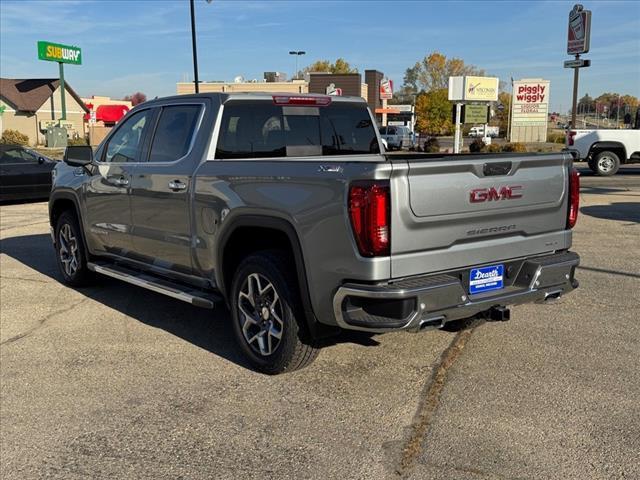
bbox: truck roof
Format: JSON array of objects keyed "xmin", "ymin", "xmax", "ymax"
[{"xmin": 139, "ymin": 92, "xmax": 367, "ymax": 107}]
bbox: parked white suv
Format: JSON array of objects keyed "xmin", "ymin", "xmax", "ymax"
[{"xmin": 567, "ymin": 129, "xmax": 640, "ymax": 176}]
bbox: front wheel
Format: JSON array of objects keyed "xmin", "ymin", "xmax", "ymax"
[
  {"xmin": 54, "ymin": 211, "xmax": 93, "ymax": 287},
  {"xmin": 593, "ymin": 150, "xmax": 620, "ymax": 176},
  {"xmin": 230, "ymin": 250, "xmax": 319, "ymax": 374}
]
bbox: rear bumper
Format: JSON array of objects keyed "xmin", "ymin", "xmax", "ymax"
[
  {"xmin": 563, "ymin": 148, "xmax": 581, "ymax": 160},
  {"xmin": 332, "ymin": 251, "xmax": 580, "ymax": 333}
]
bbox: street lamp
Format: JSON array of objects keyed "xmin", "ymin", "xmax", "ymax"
[
  {"xmin": 190, "ymin": 0, "xmax": 213, "ymax": 94},
  {"xmin": 289, "ymin": 51, "xmax": 306, "ymax": 80}
]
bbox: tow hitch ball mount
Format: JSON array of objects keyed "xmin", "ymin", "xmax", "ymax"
[{"xmin": 487, "ymin": 306, "xmax": 510, "ymax": 322}]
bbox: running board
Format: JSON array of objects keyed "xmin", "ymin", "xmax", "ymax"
[{"xmin": 87, "ymin": 262, "xmax": 220, "ymax": 309}]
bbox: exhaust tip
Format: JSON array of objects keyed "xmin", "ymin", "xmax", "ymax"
[{"xmin": 419, "ymin": 316, "xmax": 445, "ymax": 331}]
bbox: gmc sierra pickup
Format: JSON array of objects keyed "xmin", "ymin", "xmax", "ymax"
[{"xmin": 50, "ymin": 93, "xmax": 580, "ymax": 374}]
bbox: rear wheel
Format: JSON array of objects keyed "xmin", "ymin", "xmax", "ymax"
[
  {"xmin": 230, "ymin": 250, "xmax": 319, "ymax": 374},
  {"xmin": 55, "ymin": 211, "xmax": 93, "ymax": 287},
  {"xmin": 593, "ymin": 150, "xmax": 620, "ymax": 176}
]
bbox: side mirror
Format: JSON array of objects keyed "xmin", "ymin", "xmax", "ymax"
[
  {"xmin": 38, "ymin": 157, "xmax": 45, "ymax": 164},
  {"xmin": 64, "ymin": 145, "xmax": 93, "ymax": 167}
]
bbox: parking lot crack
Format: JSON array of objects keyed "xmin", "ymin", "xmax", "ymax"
[
  {"xmin": 0, "ymin": 275, "xmax": 50, "ymax": 284},
  {"xmin": 0, "ymin": 297, "xmax": 88, "ymax": 346},
  {"xmin": 396, "ymin": 319, "xmax": 483, "ymax": 477}
]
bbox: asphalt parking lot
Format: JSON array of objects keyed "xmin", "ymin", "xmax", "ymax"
[{"xmin": 1, "ymin": 163, "xmax": 638, "ymax": 479}]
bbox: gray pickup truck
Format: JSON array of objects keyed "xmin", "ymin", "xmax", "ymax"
[{"xmin": 50, "ymin": 93, "xmax": 580, "ymax": 374}]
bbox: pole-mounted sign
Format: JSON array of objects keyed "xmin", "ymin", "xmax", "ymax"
[
  {"xmin": 564, "ymin": 5, "xmax": 591, "ymax": 130},
  {"xmin": 36, "ymin": 41, "xmax": 82, "ymax": 122},
  {"xmin": 567, "ymin": 4, "xmax": 591, "ymax": 55},
  {"xmin": 38, "ymin": 41, "xmax": 82, "ymax": 65}
]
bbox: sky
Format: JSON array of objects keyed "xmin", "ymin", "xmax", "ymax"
[{"xmin": 1, "ymin": 0, "xmax": 639, "ymax": 112}]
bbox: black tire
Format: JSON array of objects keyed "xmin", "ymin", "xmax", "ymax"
[
  {"xmin": 593, "ymin": 150, "xmax": 620, "ymax": 176},
  {"xmin": 230, "ymin": 250, "xmax": 319, "ymax": 374},
  {"xmin": 54, "ymin": 210, "xmax": 93, "ymax": 287},
  {"xmin": 587, "ymin": 158, "xmax": 598, "ymax": 173}
]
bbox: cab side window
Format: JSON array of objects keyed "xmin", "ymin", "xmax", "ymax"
[
  {"xmin": 148, "ymin": 105, "xmax": 201, "ymax": 163},
  {"xmin": 104, "ymin": 109, "xmax": 153, "ymax": 163}
]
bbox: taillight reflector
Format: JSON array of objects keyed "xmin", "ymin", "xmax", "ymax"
[
  {"xmin": 272, "ymin": 95, "xmax": 331, "ymax": 106},
  {"xmin": 567, "ymin": 130, "xmax": 576, "ymax": 146},
  {"xmin": 348, "ymin": 181, "xmax": 390, "ymax": 257},
  {"xmin": 567, "ymin": 167, "xmax": 580, "ymax": 229}
]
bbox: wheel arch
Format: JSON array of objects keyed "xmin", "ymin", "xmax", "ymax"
[
  {"xmin": 49, "ymin": 192, "xmax": 89, "ymax": 253},
  {"xmin": 216, "ymin": 214, "xmax": 333, "ymax": 339},
  {"xmin": 588, "ymin": 142, "xmax": 627, "ymax": 163}
]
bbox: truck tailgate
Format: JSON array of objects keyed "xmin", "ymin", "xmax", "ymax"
[{"xmin": 389, "ymin": 153, "xmax": 573, "ymax": 278}]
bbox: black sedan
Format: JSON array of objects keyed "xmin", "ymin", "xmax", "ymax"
[{"xmin": 0, "ymin": 145, "xmax": 56, "ymax": 201}]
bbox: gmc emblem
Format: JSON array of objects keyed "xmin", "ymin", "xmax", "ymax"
[{"xmin": 470, "ymin": 186, "xmax": 523, "ymax": 203}]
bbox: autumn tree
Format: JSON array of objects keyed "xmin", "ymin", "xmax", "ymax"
[
  {"xmin": 415, "ymin": 88, "xmax": 453, "ymax": 135},
  {"xmin": 302, "ymin": 58, "xmax": 358, "ymax": 75},
  {"xmin": 493, "ymin": 91, "xmax": 511, "ymax": 134},
  {"xmin": 123, "ymin": 92, "xmax": 147, "ymax": 106},
  {"xmin": 404, "ymin": 52, "xmax": 485, "ymax": 93}
]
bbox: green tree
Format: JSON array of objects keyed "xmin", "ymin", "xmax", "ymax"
[
  {"xmin": 415, "ymin": 88, "xmax": 453, "ymax": 135},
  {"xmin": 404, "ymin": 52, "xmax": 485, "ymax": 93},
  {"xmin": 302, "ymin": 58, "xmax": 358, "ymax": 75},
  {"xmin": 577, "ymin": 93, "xmax": 594, "ymax": 115}
]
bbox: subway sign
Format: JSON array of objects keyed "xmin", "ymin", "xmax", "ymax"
[{"xmin": 37, "ymin": 41, "xmax": 82, "ymax": 65}]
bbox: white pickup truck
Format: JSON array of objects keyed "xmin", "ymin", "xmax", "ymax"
[{"xmin": 567, "ymin": 129, "xmax": 640, "ymax": 176}]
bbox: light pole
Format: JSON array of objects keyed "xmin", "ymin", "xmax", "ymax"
[
  {"xmin": 189, "ymin": 0, "xmax": 213, "ymax": 93},
  {"xmin": 289, "ymin": 51, "xmax": 305, "ymax": 80}
]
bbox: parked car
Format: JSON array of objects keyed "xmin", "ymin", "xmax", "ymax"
[
  {"xmin": 566, "ymin": 129, "xmax": 640, "ymax": 175},
  {"xmin": 50, "ymin": 93, "xmax": 580, "ymax": 374},
  {"xmin": 469, "ymin": 126, "xmax": 499, "ymax": 138},
  {"xmin": 379, "ymin": 125, "xmax": 413, "ymax": 150},
  {"xmin": 0, "ymin": 145, "xmax": 55, "ymax": 201}
]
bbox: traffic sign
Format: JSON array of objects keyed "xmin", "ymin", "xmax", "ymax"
[{"xmin": 564, "ymin": 58, "xmax": 591, "ymax": 68}]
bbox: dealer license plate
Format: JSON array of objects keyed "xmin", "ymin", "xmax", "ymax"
[{"xmin": 469, "ymin": 264, "xmax": 504, "ymax": 295}]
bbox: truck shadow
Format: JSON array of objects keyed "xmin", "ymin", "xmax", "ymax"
[
  {"xmin": 0, "ymin": 233, "xmax": 381, "ymax": 371},
  {"xmin": 580, "ymin": 203, "xmax": 640, "ymax": 224}
]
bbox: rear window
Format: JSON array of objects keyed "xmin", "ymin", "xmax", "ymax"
[{"xmin": 216, "ymin": 101, "xmax": 379, "ymax": 159}]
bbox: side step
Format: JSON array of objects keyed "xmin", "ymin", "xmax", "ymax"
[{"xmin": 87, "ymin": 262, "xmax": 220, "ymax": 309}]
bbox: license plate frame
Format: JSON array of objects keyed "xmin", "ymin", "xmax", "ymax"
[{"xmin": 469, "ymin": 264, "xmax": 504, "ymax": 295}]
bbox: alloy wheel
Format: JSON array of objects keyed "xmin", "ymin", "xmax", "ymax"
[
  {"xmin": 237, "ymin": 273, "xmax": 284, "ymax": 356},
  {"xmin": 58, "ymin": 223, "xmax": 79, "ymax": 277}
]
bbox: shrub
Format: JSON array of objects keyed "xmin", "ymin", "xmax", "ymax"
[
  {"xmin": 485, "ymin": 143, "xmax": 502, "ymax": 153},
  {"xmin": 0, "ymin": 129, "xmax": 29, "ymax": 145},
  {"xmin": 469, "ymin": 138, "xmax": 485, "ymax": 153},
  {"xmin": 501, "ymin": 142, "xmax": 527, "ymax": 153},
  {"xmin": 548, "ymin": 132, "xmax": 566, "ymax": 144},
  {"xmin": 422, "ymin": 137, "xmax": 440, "ymax": 153},
  {"xmin": 67, "ymin": 136, "xmax": 89, "ymax": 146}
]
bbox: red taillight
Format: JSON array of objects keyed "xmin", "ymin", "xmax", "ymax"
[
  {"xmin": 567, "ymin": 130, "xmax": 576, "ymax": 146},
  {"xmin": 272, "ymin": 95, "xmax": 331, "ymax": 106},
  {"xmin": 567, "ymin": 167, "xmax": 580, "ymax": 229},
  {"xmin": 348, "ymin": 181, "xmax": 390, "ymax": 257}
]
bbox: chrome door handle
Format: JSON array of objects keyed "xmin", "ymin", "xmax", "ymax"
[
  {"xmin": 112, "ymin": 177, "xmax": 129, "ymax": 186},
  {"xmin": 168, "ymin": 180, "xmax": 187, "ymax": 191}
]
